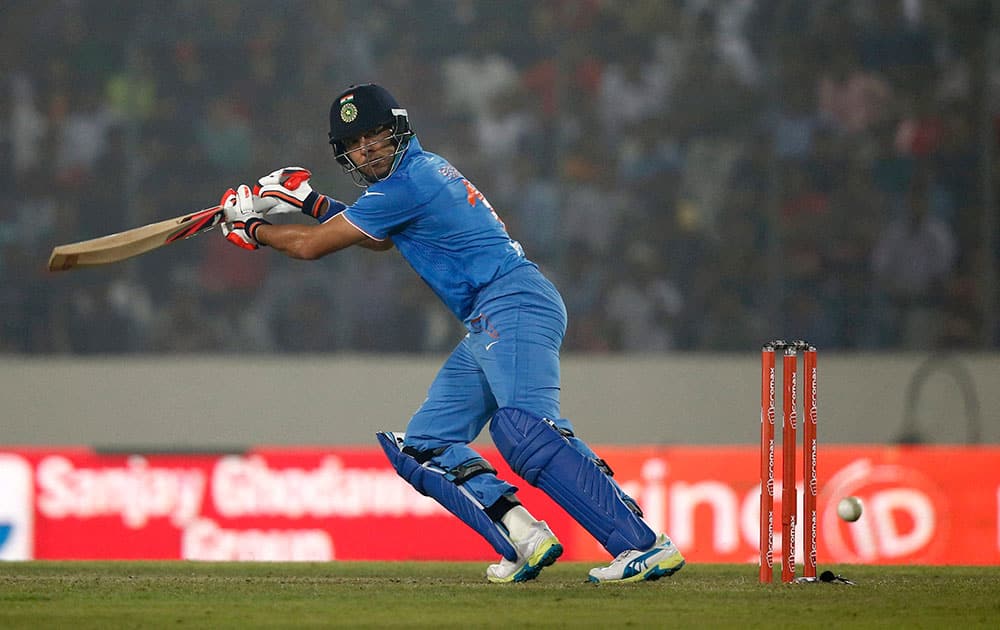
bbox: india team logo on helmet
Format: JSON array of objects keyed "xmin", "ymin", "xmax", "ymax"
[{"xmin": 340, "ymin": 94, "xmax": 358, "ymax": 123}]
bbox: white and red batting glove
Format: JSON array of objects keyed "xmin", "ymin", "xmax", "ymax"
[
  {"xmin": 256, "ymin": 166, "xmax": 333, "ymax": 220},
  {"xmin": 220, "ymin": 184, "xmax": 271, "ymax": 250}
]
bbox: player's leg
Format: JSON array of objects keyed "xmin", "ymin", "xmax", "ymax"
[
  {"xmin": 468, "ymin": 270, "xmax": 566, "ymax": 421},
  {"xmin": 379, "ymin": 338, "xmax": 560, "ymax": 582},
  {"xmin": 475, "ymin": 275, "xmax": 647, "ymax": 549},
  {"xmin": 490, "ymin": 407, "xmax": 685, "ymax": 583},
  {"xmin": 476, "ymin": 271, "xmax": 683, "ymax": 582},
  {"xmin": 556, "ymin": 423, "xmax": 646, "ymax": 517}
]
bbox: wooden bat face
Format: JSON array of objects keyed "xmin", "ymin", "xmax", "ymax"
[{"xmin": 48, "ymin": 206, "xmax": 224, "ymax": 272}]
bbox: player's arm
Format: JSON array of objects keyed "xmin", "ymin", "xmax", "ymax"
[
  {"xmin": 253, "ymin": 165, "xmax": 395, "ymax": 253},
  {"xmin": 355, "ymin": 235, "xmax": 395, "ymax": 251},
  {"xmin": 220, "ymin": 184, "xmax": 391, "ymax": 258},
  {"xmin": 254, "ymin": 214, "xmax": 391, "ymax": 259},
  {"xmin": 221, "ymin": 166, "xmax": 394, "ymax": 257}
]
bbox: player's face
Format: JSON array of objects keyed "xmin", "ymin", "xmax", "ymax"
[{"xmin": 344, "ymin": 126, "xmax": 396, "ymax": 179}]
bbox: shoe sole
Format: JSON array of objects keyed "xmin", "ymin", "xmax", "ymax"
[
  {"xmin": 488, "ymin": 537, "xmax": 563, "ymax": 584},
  {"xmin": 513, "ymin": 539, "xmax": 563, "ymax": 582},
  {"xmin": 587, "ymin": 555, "xmax": 686, "ymax": 584}
]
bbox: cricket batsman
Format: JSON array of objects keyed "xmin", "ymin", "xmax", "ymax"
[{"xmin": 219, "ymin": 83, "xmax": 685, "ymax": 583}]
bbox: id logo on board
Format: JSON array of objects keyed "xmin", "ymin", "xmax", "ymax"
[{"xmin": 0, "ymin": 454, "xmax": 33, "ymax": 560}]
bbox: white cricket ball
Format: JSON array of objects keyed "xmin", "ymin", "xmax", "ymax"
[{"xmin": 837, "ymin": 496, "xmax": 863, "ymax": 522}]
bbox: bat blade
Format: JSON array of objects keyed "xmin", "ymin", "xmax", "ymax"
[{"xmin": 47, "ymin": 205, "xmax": 224, "ymax": 272}]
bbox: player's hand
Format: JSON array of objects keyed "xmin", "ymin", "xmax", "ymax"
[
  {"xmin": 220, "ymin": 184, "xmax": 270, "ymax": 250},
  {"xmin": 257, "ymin": 166, "xmax": 331, "ymax": 220}
]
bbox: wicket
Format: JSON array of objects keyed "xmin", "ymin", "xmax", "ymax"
[{"xmin": 759, "ymin": 340, "xmax": 818, "ymax": 584}]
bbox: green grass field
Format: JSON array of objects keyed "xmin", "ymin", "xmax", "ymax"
[{"xmin": 2, "ymin": 562, "xmax": 998, "ymax": 628}]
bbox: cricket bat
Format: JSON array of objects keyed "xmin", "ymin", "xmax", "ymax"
[
  {"xmin": 47, "ymin": 205, "xmax": 226, "ymax": 272},
  {"xmin": 47, "ymin": 197, "xmax": 282, "ymax": 272}
]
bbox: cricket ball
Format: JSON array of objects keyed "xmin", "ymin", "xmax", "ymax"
[{"xmin": 837, "ymin": 496, "xmax": 863, "ymax": 522}]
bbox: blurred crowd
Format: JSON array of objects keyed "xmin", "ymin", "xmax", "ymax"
[{"xmin": 1, "ymin": 0, "xmax": 998, "ymax": 354}]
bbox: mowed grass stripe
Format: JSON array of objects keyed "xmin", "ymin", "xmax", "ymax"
[{"xmin": 1, "ymin": 562, "xmax": 998, "ymax": 628}]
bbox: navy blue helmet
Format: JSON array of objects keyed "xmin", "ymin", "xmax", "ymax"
[{"xmin": 328, "ymin": 83, "xmax": 413, "ymax": 184}]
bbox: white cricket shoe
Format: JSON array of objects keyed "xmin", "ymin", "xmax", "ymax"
[
  {"xmin": 587, "ymin": 534, "xmax": 685, "ymax": 584},
  {"xmin": 486, "ymin": 521, "xmax": 563, "ymax": 583}
]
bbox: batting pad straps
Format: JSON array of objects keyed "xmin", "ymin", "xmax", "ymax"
[
  {"xmin": 447, "ymin": 458, "xmax": 497, "ymax": 485},
  {"xmin": 402, "ymin": 443, "xmax": 496, "ymax": 484},
  {"xmin": 376, "ymin": 432, "xmax": 518, "ymax": 561},
  {"xmin": 489, "ymin": 407, "xmax": 656, "ymax": 557}
]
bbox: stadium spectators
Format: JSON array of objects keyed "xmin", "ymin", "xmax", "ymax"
[{"xmin": 2, "ymin": 0, "xmax": 995, "ymax": 354}]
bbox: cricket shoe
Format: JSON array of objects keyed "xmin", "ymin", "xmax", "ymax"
[
  {"xmin": 486, "ymin": 521, "xmax": 563, "ymax": 583},
  {"xmin": 587, "ymin": 534, "xmax": 685, "ymax": 584}
]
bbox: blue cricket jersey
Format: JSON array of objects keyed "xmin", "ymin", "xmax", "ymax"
[{"xmin": 341, "ymin": 137, "xmax": 535, "ymax": 321}]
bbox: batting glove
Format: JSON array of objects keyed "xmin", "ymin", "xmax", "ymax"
[
  {"xmin": 256, "ymin": 166, "xmax": 334, "ymax": 220},
  {"xmin": 220, "ymin": 184, "xmax": 271, "ymax": 250}
]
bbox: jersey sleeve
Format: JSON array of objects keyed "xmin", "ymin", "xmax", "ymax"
[{"xmin": 342, "ymin": 178, "xmax": 425, "ymax": 240}]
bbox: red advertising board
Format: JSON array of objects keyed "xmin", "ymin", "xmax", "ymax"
[{"xmin": 1, "ymin": 446, "xmax": 997, "ymax": 565}]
